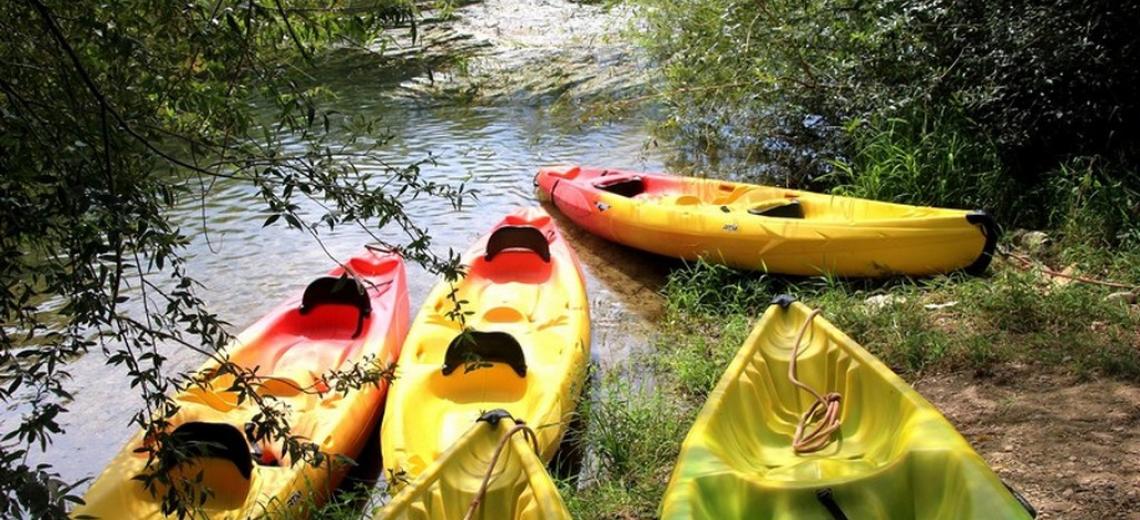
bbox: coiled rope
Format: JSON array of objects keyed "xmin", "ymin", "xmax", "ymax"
[
  {"xmin": 463, "ymin": 422, "xmax": 540, "ymax": 520},
  {"xmin": 788, "ymin": 308, "xmax": 843, "ymax": 454}
]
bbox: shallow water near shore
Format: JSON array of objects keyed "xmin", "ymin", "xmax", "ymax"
[{"xmin": 13, "ymin": 1, "xmax": 675, "ymax": 490}]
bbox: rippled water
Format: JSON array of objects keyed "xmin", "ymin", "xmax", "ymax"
[{"xmin": 36, "ymin": 94, "xmax": 673, "ymax": 487}]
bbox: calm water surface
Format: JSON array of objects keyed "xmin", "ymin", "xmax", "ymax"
[{"xmin": 39, "ymin": 96, "xmax": 674, "ymax": 486}]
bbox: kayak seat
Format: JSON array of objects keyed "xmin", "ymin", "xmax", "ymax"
[
  {"xmin": 472, "ymin": 227, "xmax": 554, "ymax": 285},
  {"xmin": 482, "ymin": 305, "xmax": 526, "ymax": 323},
  {"xmin": 712, "ymin": 183, "xmax": 752, "ymax": 205},
  {"xmin": 702, "ymin": 314, "xmax": 919, "ymax": 485},
  {"xmin": 153, "ymin": 422, "xmax": 254, "ymax": 509},
  {"xmin": 179, "ymin": 374, "xmax": 241, "ymax": 412},
  {"xmin": 485, "ymin": 225, "xmax": 551, "ymax": 262},
  {"xmin": 258, "ymin": 374, "xmax": 316, "ymax": 397},
  {"xmin": 749, "ymin": 199, "xmax": 804, "ymax": 219},
  {"xmin": 171, "ymin": 423, "xmax": 253, "ymax": 470},
  {"xmin": 441, "ymin": 330, "xmax": 527, "ymax": 378},
  {"xmin": 594, "ymin": 176, "xmax": 645, "ymax": 198},
  {"xmin": 299, "ymin": 275, "xmax": 371, "ymax": 339}
]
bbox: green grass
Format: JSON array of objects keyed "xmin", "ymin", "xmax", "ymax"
[
  {"xmin": 819, "ymin": 270, "xmax": 1139, "ymax": 379},
  {"xmin": 306, "ymin": 483, "xmax": 383, "ymax": 519},
  {"xmin": 563, "ymin": 241, "xmax": 1139, "ymax": 516},
  {"xmin": 828, "ymin": 109, "xmax": 1008, "ymax": 215},
  {"xmin": 562, "ymin": 374, "xmax": 690, "ymax": 519}
]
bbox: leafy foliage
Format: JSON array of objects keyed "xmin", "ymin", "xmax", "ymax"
[
  {"xmin": 636, "ymin": 0, "xmax": 1140, "ymax": 210},
  {"xmin": 0, "ymin": 0, "xmax": 471, "ymax": 517}
]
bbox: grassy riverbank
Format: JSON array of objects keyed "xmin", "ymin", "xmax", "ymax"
[
  {"xmin": 556, "ymin": 4, "xmax": 1140, "ymax": 515},
  {"xmin": 562, "ymin": 240, "xmax": 1139, "ymax": 517}
]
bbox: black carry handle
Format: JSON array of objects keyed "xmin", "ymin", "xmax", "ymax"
[
  {"xmin": 485, "ymin": 226, "xmax": 551, "ymax": 263},
  {"xmin": 441, "ymin": 330, "xmax": 527, "ymax": 378},
  {"xmin": 816, "ymin": 488, "xmax": 849, "ymax": 520},
  {"xmin": 964, "ymin": 211, "xmax": 1000, "ymax": 275},
  {"xmin": 168, "ymin": 422, "xmax": 254, "ymax": 480},
  {"xmin": 771, "ymin": 294, "xmax": 797, "ymax": 309},
  {"xmin": 476, "ymin": 408, "xmax": 516, "ymax": 427},
  {"xmin": 299, "ymin": 275, "xmax": 371, "ymax": 338}
]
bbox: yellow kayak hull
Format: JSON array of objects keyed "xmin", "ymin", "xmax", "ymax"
[
  {"xmin": 379, "ymin": 411, "xmax": 570, "ymax": 520},
  {"xmin": 660, "ymin": 298, "xmax": 1034, "ymax": 519},
  {"xmin": 381, "ymin": 208, "xmax": 590, "ymax": 487},
  {"xmin": 536, "ymin": 166, "xmax": 997, "ymax": 277}
]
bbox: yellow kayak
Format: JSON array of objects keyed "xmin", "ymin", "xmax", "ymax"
[
  {"xmin": 379, "ymin": 410, "xmax": 570, "ymax": 519},
  {"xmin": 381, "ymin": 207, "xmax": 589, "ymax": 487},
  {"xmin": 536, "ymin": 166, "xmax": 998, "ymax": 277},
  {"xmin": 76, "ymin": 251, "xmax": 410, "ymax": 518},
  {"xmin": 660, "ymin": 296, "xmax": 1036, "ymax": 519}
]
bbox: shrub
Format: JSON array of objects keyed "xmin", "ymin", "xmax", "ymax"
[{"xmin": 637, "ymin": 0, "xmax": 1140, "ymax": 195}]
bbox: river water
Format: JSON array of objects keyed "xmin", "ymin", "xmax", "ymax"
[{"xmin": 32, "ymin": 14, "xmax": 677, "ymax": 488}]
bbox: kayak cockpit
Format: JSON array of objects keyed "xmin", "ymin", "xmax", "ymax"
[
  {"xmin": 590, "ymin": 173, "xmax": 976, "ymax": 224},
  {"xmin": 700, "ymin": 307, "xmax": 914, "ymax": 483},
  {"xmin": 594, "ymin": 175, "xmax": 646, "ymax": 197}
]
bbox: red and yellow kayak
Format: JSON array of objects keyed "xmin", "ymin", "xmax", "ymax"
[
  {"xmin": 380, "ymin": 208, "xmax": 589, "ymax": 491},
  {"xmin": 76, "ymin": 250, "xmax": 409, "ymax": 518},
  {"xmin": 537, "ymin": 165, "xmax": 997, "ymax": 277}
]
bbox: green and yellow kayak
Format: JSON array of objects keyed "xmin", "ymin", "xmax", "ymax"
[
  {"xmin": 660, "ymin": 297, "xmax": 1036, "ymax": 519},
  {"xmin": 379, "ymin": 410, "xmax": 570, "ymax": 519}
]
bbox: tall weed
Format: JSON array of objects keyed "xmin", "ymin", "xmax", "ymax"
[{"xmin": 829, "ymin": 110, "xmax": 1007, "ymax": 213}]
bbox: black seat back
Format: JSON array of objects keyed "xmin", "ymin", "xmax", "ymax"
[
  {"xmin": 441, "ymin": 330, "xmax": 527, "ymax": 378},
  {"xmin": 299, "ymin": 275, "xmax": 371, "ymax": 338},
  {"xmin": 485, "ymin": 226, "xmax": 551, "ymax": 263},
  {"xmin": 168, "ymin": 422, "xmax": 253, "ymax": 480}
]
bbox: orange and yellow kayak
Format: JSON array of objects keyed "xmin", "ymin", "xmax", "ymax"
[
  {"xmin": 380, "ymin": 207, "xmax": 589, "ymax": 489},
  {"xmin": 76, "ymin": 251, "xmax": 409, "ymax": 518},
  {"xmin": 537, "ymin": 165, "xmax": 997, "ymax": 277}
]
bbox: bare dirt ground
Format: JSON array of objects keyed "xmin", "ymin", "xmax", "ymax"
[{"xmin": 918, "ymin": 368, "xmax": 1140, "ymax": 519}]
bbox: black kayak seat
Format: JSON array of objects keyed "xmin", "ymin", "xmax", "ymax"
[
  {"xmin": 441, "ymin": 330, "xmax": 527, "ymax": 378},
  {"xmin": 593, "ymin": 176, "xmax": 646, "ymax": 198},
  {"xmin": 299, "ymin": 275, "xmax": 371, "ymax": 338},
  {"xmin": 485, "ymin": 225, "xmax": 551, "ymax": 263},
  {"xmin": 168, "ymin": 422, "xmax": 254, "ymax": 480},
  {"xmin": 748, "ymin": 199, "xmax": 804, "ymax": 219}
]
